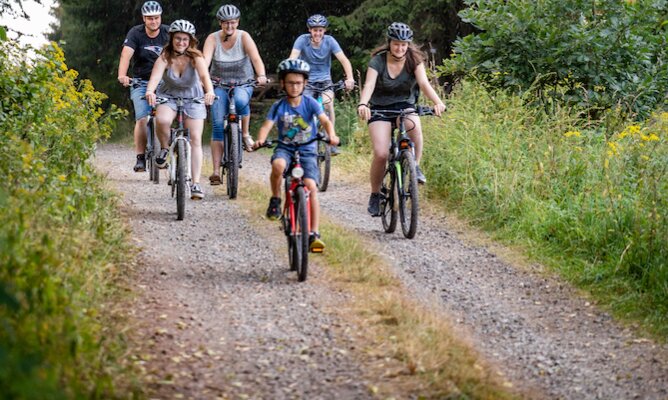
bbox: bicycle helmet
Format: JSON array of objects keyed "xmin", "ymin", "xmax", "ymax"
[
  {"xmin": 216, "ymin": 4, "xmax": 241, "ymax": 21},
  {"xmin": 277, "ymin": 58, "xmax": 310, "ymax": 80},
  {"xmin": 169, "ymin": 20, "xmax": 196, "ymax": 36},
  {"xmin": 141, "ymin": 1, "xmax": 162, "ymax": 16},
  {"xmin": 306, "ymin": 14, "xmax": 329, "ymax": 28},
  {"xmin": 386, "ymin": 22, "xmax": 413, "ymax": 42}
]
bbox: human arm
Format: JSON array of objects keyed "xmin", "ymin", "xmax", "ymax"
[
  {"xmin": 202, "ymin": 33, "xmax": 215, "ymax": 69},
  {"xmin": 253, "ymin": 119, "xmax": 275, "ymax": 149},
  {"xmin": 194, "ymin": 56, "xmax": 216, "ymax": 106},
  {"xmin": 334, "ymin": 51, "xmax": 355, "ymax": 90},
  {"xmin": 414, "ymin": 63, "xmax": 446, "ymax": 116},
  {"xmin": 357, "ymin": 67, "xmax": 379, "ymax": 121},
  {"xmin": 242, "ymin": 33, "xmax": 268, "ymax": 85},
  {"xmin": 117, "ymin": 46, "xmax": 135, "ymax": 86},
  {"xmin": 318, "ymin": 113, "xmax": 339, "ymax": 146},
  {"xmin": 144, "ymin": 55, "xmax": 167, "ymax": 107},
  {"xmin": 289, "ymin": 48, "xmax": 301, "ymax": 59}
]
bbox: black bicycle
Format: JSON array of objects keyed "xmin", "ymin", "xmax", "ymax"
[
  {"xmin": 213, "ymin": 79, "xmax": 257, "ymax": 199},
  {"xmin": 131, "ymin": 78, "xmax": 159, "ymax": 183},
  {"xmin": 371, "ymin": 106, "xmax": 434, "ymax": 239},
  {"xmin": 306, "ymin": 80, "xmax": 348, "ymax": 192}
]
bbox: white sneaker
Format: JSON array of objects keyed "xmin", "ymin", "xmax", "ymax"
[
  {"xmin": 190, "ymin": 183, "xmax": 204, "ymax": 200},
  {"xmin": 242, "ymin": 135, "xmax": 255, "ymax": 151}
]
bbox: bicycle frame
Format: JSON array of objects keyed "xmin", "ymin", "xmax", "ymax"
[
  {"xmin": 167, "ymin": 98, "xmax": 192, "ymax": 190},
  {"xmin": 283, "ymin": 150, "xmax": 312, "ymax": 239}
]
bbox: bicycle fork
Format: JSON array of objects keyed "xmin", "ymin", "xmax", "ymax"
[{"xmin": 168, "ymin": 136, "xmax": 192, "ymax": 185}]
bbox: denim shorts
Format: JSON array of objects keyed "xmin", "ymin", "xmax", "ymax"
[
  {"xmin": 130, "ymin": 81, "xmax": 152, "ymax": 121},
  {"xmin": 271, "ymin": 147, "xmax": 319, "ymax": 182}
]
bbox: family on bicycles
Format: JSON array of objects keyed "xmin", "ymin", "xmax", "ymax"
[{"xmin": 119, "ymin": 2, "xmax": 446, "ymax": 243}]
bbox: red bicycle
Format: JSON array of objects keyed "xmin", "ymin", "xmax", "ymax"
[{"xmin": 259, "ymin": 134, "xmax": 329, "ymax": 281}]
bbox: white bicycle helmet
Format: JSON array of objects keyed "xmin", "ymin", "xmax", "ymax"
[
  {"xmin": 169, "ymin": 20, "xmax": 196, "ymax": 36},
  {"xmin": 141, "ymin": 1, "xmax": 162, "ymax": 16},
  {"xmin": 386, "ymin": 22, "xmax": 413, "ymax": 42},
  {"xmin": 216, "ymin": 4, "xmax": 241, "ymax": 21},
  {"xmin": 306, "ymin": 14, "xmax": 329, "ymax": 28},
  {"xmin": 277, "ymin": 58, "xmax": 310, "ymax": 79}
]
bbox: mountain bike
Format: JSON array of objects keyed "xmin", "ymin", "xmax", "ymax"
[
  {"xmin": 306, "ymin": 80, "xmax": 347, "ymax": 192},
  {"xmin": 258, "ymin": 134, "xmax": 330, "ymax": 282},
  {"xmin": 213, "ymin": 79, "xmax": 257, "ymax": 199},
  {"xmin": 155, "ymin": 96, "xmax": 205, "ymax": 220},
  {"xmin": 131, "ymin": 78, "xmax": 159, "ymax": 183},
  {"xmin": 371, "ymin": 106, "xmax": 434, "ymax": 239}
]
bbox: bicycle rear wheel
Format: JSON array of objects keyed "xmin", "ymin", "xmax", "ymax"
[
  {"xmin": 149, "ymin": 118, "xmax": 160, "ymax": 184},
  {"xmin": 294, "ymin": 186, "xmax": 309, "ymax": 281},
  {"xmin": 176, "ymin": 140, "xmax": 186, "ymax": 221},
  {"xmin": 317, "ymin": 139, "xmax": 331, "ymax": 192},
  {"xmin": 226, "ymin": 122, "xmax": 240, "ymax": 199},
  {"xmin": 381, "ymin": 166, "xmax": 397, "ymax": 233},
  {"xmin": 397, "ymin": 151, "xmax": 419, "ymax": 238}
]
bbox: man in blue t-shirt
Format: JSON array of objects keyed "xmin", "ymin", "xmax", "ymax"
[
  {"xmin": 289, "ymin": 14, "xmax": 354, "ymax": 154},
  {"xmin": 117, "ymin": 1, "xmax": 169, "ymax": 172},
  {"xmin": 254, "ymin": 59, "xmax": 340, "ymax": 252}
]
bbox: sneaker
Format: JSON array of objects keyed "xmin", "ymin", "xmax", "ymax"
[
  {"xmin": 209, "ymin": 174, "xmax": 222, "ymax": 186},
  {"xmin": 309, "ymin": 232, "xmax": 325, "ymax": 253},
  {"xmin": 367, "ymin": 192, "xmax": 382, "ymax": 217},
  {"xmin": 329, "ymin": 144, "xmax": 341, "ymax": 156},
  {"xmin": 416, "ymin": 165, "xmax": 427, "ymax": 184},
  {"xmin": 266, "ymin": 196, "xmax": 281, "ymax": 220},
  {"xmin": 156, "ymin": 148, "xmax": 169, "ymax": 169},
  {"xmin": 191, "ymin": 183, "xmax": 204, "ymax": 200},
  {"xmin": 242, "ymin": 135, "xmax": 255, "ymax": 151},
  {"xmin": 133, "ymin": 154, "xmax": 146, "ymax": 172}
]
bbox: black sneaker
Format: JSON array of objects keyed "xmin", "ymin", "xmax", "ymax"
[
  {"xmin": 156, "ymin": 148, "xmax": 169, "ymax": 169},
  {"xmin": 416, "ymin": 165, "xmax": 427, "ymax": 184},
  {"xmin": 309, "ymin": 232, "xmax": 325, "ymax": 253},
  {"xmin": 329, "ymin": 144, "xmax": 341, "ymax": 156},
  {"xmin": 266, "ymin": 197, "xmax": 281, "ymax": 220},
  {"xmin": 133, "ymin": 154, "xmax": 146, "ymax": 172},
  {"xmin": 367, "ymin": 192, "xmax": 382, "ymax": 217}
]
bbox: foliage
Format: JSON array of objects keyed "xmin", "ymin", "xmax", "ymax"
[
  {"xmin": 419, "ymin": 80, "xmax": 667, "ymax": 336},
  {"xmin": 0, "ymin": 40, "xmax": 132, "ymax": 397},
  {"xmin": 441, "ymin": 0, "xmax": 668, "ymax": 120}
]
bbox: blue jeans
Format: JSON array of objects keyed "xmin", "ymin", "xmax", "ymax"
[
  {"xmin": 130, "ymin": 81, "xmax": 151, "ymax": 120},
  {"xmin": 211, "ymin": 86, "xmax": 253, "ymax": 142}
]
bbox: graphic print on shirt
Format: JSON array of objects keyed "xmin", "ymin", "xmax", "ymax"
[
  {"xmin": 281, "ymin": 111, "xmax": 312, "ymax": 143},
  {"xmin": 144, "ymin": 45, "xmax": 163, "ymax": 56}
]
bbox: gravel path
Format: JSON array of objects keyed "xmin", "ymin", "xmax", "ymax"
[{"xmin": 96, "ymin": 143, "xmax": 668, "ymax": 399}]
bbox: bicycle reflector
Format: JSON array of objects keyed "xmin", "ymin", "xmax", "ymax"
[
  {"xmin": 291, "ymin": 166, "xmax": 305, "ymax": 179},
  {"xmin": 399, "ymin": 140, "xmax": 411, "ymax": 150}
]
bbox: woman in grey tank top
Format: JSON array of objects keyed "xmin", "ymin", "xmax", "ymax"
[
  {"xmin": 356, "ymin": 22, "xmax": 446, "ymax": 216},
  {"xmin": 203, "ymin": 4, "xmax": 268, "ymax": 185},
  {"xmin": 145, "ymin": 20, "xmax": 216, "ymax": 200}
]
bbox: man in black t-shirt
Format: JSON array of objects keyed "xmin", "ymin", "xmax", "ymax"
[{"xmin": 117, "ymin": 1, "xmax": 169, "ymax": 172}]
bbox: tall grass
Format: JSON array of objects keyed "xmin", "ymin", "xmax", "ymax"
[
  {"xmin": 418, "ymin": 81, "xmax": 667, "ymax": 336},
  {"xmin": 0, "ymin": 42, "xmax": 136, "ymax": 397}
]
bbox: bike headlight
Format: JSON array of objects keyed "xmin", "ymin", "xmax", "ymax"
[{"xmin": 291, "ymin": 166, "xmax": 304, "ymax": 179}]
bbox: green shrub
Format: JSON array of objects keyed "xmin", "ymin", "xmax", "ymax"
[{"xmin": 0, "ymin": 41, "xmax": 131, "ymax": 398}]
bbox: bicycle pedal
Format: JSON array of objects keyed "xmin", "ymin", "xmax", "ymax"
[{"xmin": 310, "ymin": 247, "xmax": 324, "ymax": 254}]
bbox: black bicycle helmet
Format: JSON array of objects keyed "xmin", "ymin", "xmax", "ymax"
[
  {"xmin": 277, "ymin": 58, "xmax": 310, "ymax": 80},
  {"xmin": 141, "ymin": 1, "xmax": 162, "ymax": 16},
  {"xmin": 169, "ymin": 20, "xmax": 196, "ymax": 36},
  {"xmin": 386, "ymin": 22, "xmax": 413, "ymax": 42},
  {"xmin": 216, "ymin": 4, "xmax": 241, "ymax": 21},
  {"xmin": 306, "ymin": 14, "xmax": 329, "ymax": 28}
]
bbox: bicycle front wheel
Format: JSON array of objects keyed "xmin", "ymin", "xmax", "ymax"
[
  {"xmin": 226, "ymin": 122, "xmax": 240, "ymax": 199},
  {"xmin": 381, "ymin": 166, "xmax": 397, "ymax": 233},
  {"xmin": 176, "ymin": 140, "xmax": 187, "ymax": 221},
  {"xmin": 294, "ymin": 186, "xmax": 309, "ymax": 282},
  {"xmin": 317, "ymin": 139, "xmax": 331, "ymax": 192},
  {"xmin": 149, "ymin": 119, "xmax": 160, "ymax": 184},
  {"xmin": 398, "ymin": 151, "xmax": 419, "ymax": 238}
]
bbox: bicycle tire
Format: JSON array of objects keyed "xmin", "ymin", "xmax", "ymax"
[
  {"xmin": 294, "ymin": 186, "xmax": 309, "ymax": 281},
  {"xmin": 176, "ymin": 140, "xmax": 186, "ymax": 221},
  {"xmin": 398, "ymin": 151, "xmax": 419, "ymax": 238},
  {"xmin": 149, "ymin": 119, "xmax": 160, "ymax": 184},
  {"xmin": 316, "ymin": 139, "xmax": 331, "ymax": 192},
  {"xmin": 226, "ymin": 122, "xmax": 240, "ymax": 199},
  {"xmin": 381, "ymin": 166, "xmax": 397, "ymax": 233}
]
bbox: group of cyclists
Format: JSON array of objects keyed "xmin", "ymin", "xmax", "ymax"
[{"xmin": 117, "ymin": 1, "xmax": 446, "ymax": 250}]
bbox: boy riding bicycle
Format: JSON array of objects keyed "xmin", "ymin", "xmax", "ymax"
[{"xmin": 253, "ymin": 59, "xmax": 339, "ymax": 251}]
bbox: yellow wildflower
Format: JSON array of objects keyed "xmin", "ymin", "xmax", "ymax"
[
  {"xmin": 640, "ymin": 133, "xmax": 659, "ymax": 142},
  {"xmin": 564, "ymin": 130, "xmax": 581, "ymax": 138},
  {"xmin": 607, "ymin": 141, "xmax": 619, "ymax": 156},
  {"xmin": 628, "ymin": 125, "xmax": 641, "ymax": 135}
]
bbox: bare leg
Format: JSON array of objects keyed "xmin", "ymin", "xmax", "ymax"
[
  {"xmin": 185, "ymin": 118, "xmax": 204, "ymax": 184},
  {"xmin": 368, "ymin": 121, "xmax": 392, "ymax": 192},
  {"xmin": 134, "ymin": 117, "xmax": 148, "ymax": 154},
  {"xmin": 406, "ymin": 114, "xmax": 423, "ymax": 163}
]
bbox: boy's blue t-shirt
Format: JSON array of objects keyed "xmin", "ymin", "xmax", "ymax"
[
  {"xmin": 266, "ymin": 95, "xmax": 323, "ymax": 155},
  {"xmin": 292, "ymin": 34, "xmax": 342, "ymax": 82}
]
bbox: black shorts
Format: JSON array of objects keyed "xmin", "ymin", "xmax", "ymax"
[{"xmin": 368, "ymin": 101, "xmax": 416, "ymax": 124}]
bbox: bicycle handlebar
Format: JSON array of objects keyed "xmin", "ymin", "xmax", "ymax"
[
  {"xmin": 370, "ymin": 105, "xmax": 436, "ymax": 118},
  {"xmin": 256, "ymin": 133, "xmax": 331, "ymax": 149},
  {"xmin": 305, "ymin": 80, "xmax": 350, "ymax": 93},
  {"xmin": 212, "ymin": 78, "xmax": 259, "ymax": 89}
]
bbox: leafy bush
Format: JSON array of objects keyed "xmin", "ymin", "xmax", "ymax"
[
  {"xmin": 0, "ymin": 40, "xmax": 131, "ymax": 398},
  {"xmin": 421, "ymin": 80, "xmax": 668, "ymax": 336},
  {"xmin": 441, "ymin": 0, "xmax": 668, "ymax": 119}
]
